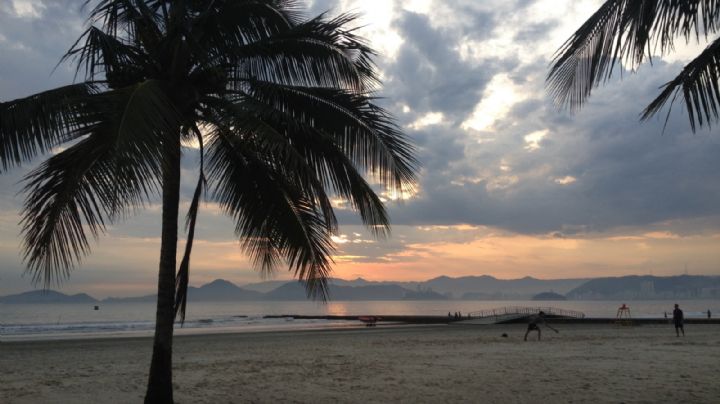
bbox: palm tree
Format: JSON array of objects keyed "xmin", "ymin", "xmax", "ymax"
[
  {"xmin": 547, "ymin": 0, "xmax": 720, "ymax": 131},
  {"xmin": 0, "ymin": 1, "xmax": 417, "ymax": 403}
]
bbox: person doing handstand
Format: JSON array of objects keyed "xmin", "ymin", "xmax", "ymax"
[{"xmin": 524, "ymin": 311, "xmax": 558, "ymax": 341}]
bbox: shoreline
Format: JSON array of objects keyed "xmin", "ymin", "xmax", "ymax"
[{"xmin": 3, "ymin": 315, "xmax": 719, "ymax": 343}]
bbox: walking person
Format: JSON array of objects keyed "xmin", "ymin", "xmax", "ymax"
[{"xmin": 673, "ymin": 304, "xmax": 685, "ymax": 337}]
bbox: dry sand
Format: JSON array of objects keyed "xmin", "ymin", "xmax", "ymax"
[{"xmin": 1, "ymin": 323, "xmax": 719, "ymax": 403}]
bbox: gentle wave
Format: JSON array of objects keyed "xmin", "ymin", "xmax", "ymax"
[{"xmin": 0, "ymin": 315, "xmax": 355, "ymax": 340}]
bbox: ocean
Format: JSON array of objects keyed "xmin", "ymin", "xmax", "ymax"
[{"xmin": 1, "ymin": 299, "xmax": 717, "ymax": 341}]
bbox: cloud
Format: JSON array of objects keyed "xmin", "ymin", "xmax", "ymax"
[{"xmin": 0, "ymin": 0, "xmax": 85, "ymax": 99}]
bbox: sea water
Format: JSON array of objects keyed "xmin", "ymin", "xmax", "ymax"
[{"xmin": 1, "ymin": 300, "xmax": 717, "ymax": 341}]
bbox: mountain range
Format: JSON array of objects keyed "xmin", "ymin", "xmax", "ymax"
[{"xmin": 1, "ymin": 275, "xmax": 718, "ymax": 303}]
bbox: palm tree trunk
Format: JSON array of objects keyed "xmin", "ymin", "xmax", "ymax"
[{"xmin": 145, "ymin": 134, "xmax": 181, "ymax": 404}]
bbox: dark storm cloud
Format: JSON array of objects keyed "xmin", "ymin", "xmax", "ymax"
[
  {"xmin": 385, "ymin": 61, "xmax": 720, "ymax": 234},
  {"xmin": 381, "ymin": 10, "xmax": 500, "ymax": 124}
]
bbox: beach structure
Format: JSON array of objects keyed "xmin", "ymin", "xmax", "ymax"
[
  {"xmin": 615, "ymin": 304, "xmax": 633, "ymax": 326},
  {"xmin": 457, "ymin": 306, "xmax": 585, "ymax": 325}
]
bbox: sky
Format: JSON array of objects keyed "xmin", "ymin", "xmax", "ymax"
[{"xmin": 0, "ymin": 0, "xmax": 719, "ymax": 297}]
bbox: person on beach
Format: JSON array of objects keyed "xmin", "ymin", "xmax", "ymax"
[
  {"xmin": 673, "ymin": 304, "xmax": 684, "ymax": 337},
  {"xmin": 524, "ymin": 311, "xmax": 558, "ymax": 341},
  {"xmin": 708, "ymin": 310, "xmax": 712, "ymax": 319}
]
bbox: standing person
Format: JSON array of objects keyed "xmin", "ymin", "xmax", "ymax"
[
  {"xmin": 708, "ymin": 310, "xmax": 712, "ymax": 319},
  {"xmin": 524, "ymin": 311, "xmax": 559, "ymax": 341},
  {"xmin": 673, "ymin": 304, "xmax": 685, "ymax": 337}
]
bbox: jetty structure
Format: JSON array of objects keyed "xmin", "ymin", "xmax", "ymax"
[
  {"xmin": 265, "ymin": 306, "xmax": 585, "ymax": 325},
  {"xmin": 458, "ymin": 306, "xmax": 585, "ymax": 325},
  {"xmin": 265, "ymin": 306, "xmax": 720, "ymax": 326}
]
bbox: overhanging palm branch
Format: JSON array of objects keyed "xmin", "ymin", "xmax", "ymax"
[
  {"xmin": 642, "ymin": 36, "xmax": 720, "ymax": 130},
  {"xmin": 221, "ymin": 14, "xmax": 379, "ymax": 90},
  {"xmin": 62, "ymin": 25, "xmax": 144, "ymax": 84},
  {"xmin": 0, "ymin": 83, "xmax": 97, "ymax": 172},
  {"xmin": 206, "ymin": 126, "xmax": 335, "ymax": 299},
  {"xmin": 217, "ymin": 87, "xmax": 405, "ymax": 236},
  {"xmin": 21, "ymin": 80, "xmax": 180, "ymax": 284},
  {"xmin": 547, "ymin": 0, "xmax": 720, "ymax": 130},
  {"xmin": 234, "ymin": 80, "xmax": 416, "ymax": 187}
]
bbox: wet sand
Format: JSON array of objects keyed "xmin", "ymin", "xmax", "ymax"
[{"xmin": 1, "ymin": 323, "xmax": 718, "ymax": 403}]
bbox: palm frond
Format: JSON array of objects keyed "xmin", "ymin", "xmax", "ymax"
[
  {"xmin": 193, "ymin": 9, "xmax": 376, "ymax": 91},
  {"xmin": 225, "ymin": 114, "xmax": 339, "ymax": 232},
  {"xmin": 206, "ymin": 126, "xmax": 334, "ymax": 300},
  {"xmin": 87, "ymin": 0, "xmax": 162, "ymax": 31},
  {"xmin": 235, "ymin": 80, "xmax": 418, "ymax": 190},
  {"xmin": 642, "ymin": 35, "xmax": 720, "ymax": 130},
  {"xmin": 213, "ymin": 95, "xmax": 391, "ymax": 236},
  {"xmin": 0, "ymin": 83, "xmax": 98, "ymax": 172},
  {"xmin": 21, "ymin": 80, "xmax": 180, "ymax": 285},
  {"xmin": 191, "ymin": 0, "xmax": 300, "ymax": 45},
  {"xmin": 175, "ymin": 126, "xmax": 206, "ymax": 324},
  {"xmin": 547, "ymin": 0, "xmax": 720, "ymax": 111},
  {"xmin": 85, "ymin": 0, "xmax": 163, "ymax": 50},
  {"xmin": 233, "ymin": 30, "xmax": 376, "ymax": 91},
  {"xmin": 62, "ymin": 25, "xmax": 143, "ymax": 84}
]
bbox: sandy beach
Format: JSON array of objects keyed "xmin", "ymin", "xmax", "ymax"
[{"xmin": 1, "ymin": 323, "xmax": 718, "ymax": 403}]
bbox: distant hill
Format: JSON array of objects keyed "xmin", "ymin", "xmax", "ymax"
[
  {"xmin": 422, "ymin": 275, "xmax": 587, "ymax": 299},
  {"xmin": 248, "ymin": 275, "xmax": 589, "ymax": 300},
  {"xmin": 332, "ymin": 284, "xmax": 411, "ymax": 300},
  {"xmin": 262, "ymin": 282, "xmax": 416, "ymax": 301},
  {"xmin": 241, "ymin": 277, "xmax": 379, "ymax": 293},
  {"xmin": 103, "ymin": 294, "xmax": 155, "ymax": 303},
  {"xmin": 403, "ymin": 288, "xmax": 448, "ymax": 300},
  {"xmin": 566, "ymin": 275, "xmax": 720, "ymax": 300},
  {"xmin": 188, "ymin": 279, "xmax": 263, "ymax": 301},
  {"xmin": 0, "ymin": 290, "xmax": 97, "ymax": 304},
  {"xmin": 104, "ymin": 279, "xmax": 263, "ymax": 303},
  {"xmin": 4, "ymin": 275, "xmax": 717, "ymax": 303},
  {"xmin": 532, "ymin": 292, "xmax": 567, "ymax": 301},
  {"xmin": 240, "ymin": 280, "xmax": 295, "ymax": 293}
]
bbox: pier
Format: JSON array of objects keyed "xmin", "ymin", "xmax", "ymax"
[{"xmin": 265, "ymin": 305, "xmax": 720, "ymax": 325}]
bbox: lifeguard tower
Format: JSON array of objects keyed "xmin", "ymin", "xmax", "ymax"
[{"xmin": 615, "ymin": 303, "xmax": 633, "ymax": 326}]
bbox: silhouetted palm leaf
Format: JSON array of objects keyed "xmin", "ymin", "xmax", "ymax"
[
  {"xmin": 548, "ymin": 0, "xmax": 720, "ymax": 130},
  {"xmin": 0, "ymin": 83, "xmax": 97, "ymax": 172},
  {"xmin": 642, "ymin": 36, "xmax": 720, "ymax": 130},
  {"xmin": 206, "ymin": 127, "xmax": 335, "ymax": 299},
  {"xmin": 20, "ymin": 80, "xmax": 181, "ymax": 284}
]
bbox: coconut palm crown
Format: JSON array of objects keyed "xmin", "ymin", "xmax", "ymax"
[
  {"xmin": 0, "ymin": 1, "xmax": 417, "ymax": 402},
  {"xmin": 547, "ymin": 0, "xmax": 720, "ymax": 131}
]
